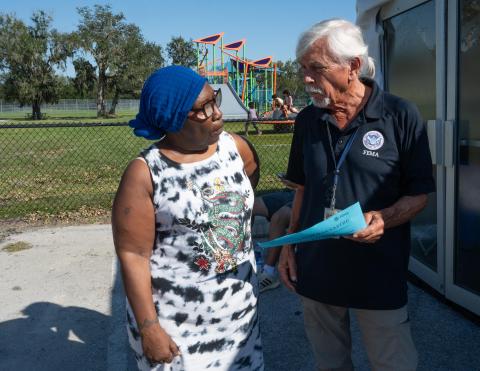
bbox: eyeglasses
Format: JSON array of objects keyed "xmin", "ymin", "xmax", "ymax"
[{"xmin": 189, "ymin": 88, "xmax": 222, "ymax": 121}]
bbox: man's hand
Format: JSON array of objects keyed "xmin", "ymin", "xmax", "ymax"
[
  {"xmin": 278, "ymin": 245, "xmax": 297, "ymax": 292},
  {"xmin": 140, "ymin": 321, "xmax": 180, "ymax": 365},
  {"xmin": 346, "ymin": 195, "xmax": 428, "ymax": 244},
  {"xmin": 347, "ymin": 211, "xmax": 385, "ymax": 243}
]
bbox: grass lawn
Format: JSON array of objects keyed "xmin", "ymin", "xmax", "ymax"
[
  {"xmin": 0, "ymin": 121, "xmax": 292, "ymax": 221},
  {"xmin": 0, "ymin": 110, "xmax": 138, "ymax": 124}
]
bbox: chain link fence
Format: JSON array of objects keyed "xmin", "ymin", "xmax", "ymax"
[
  {"xmin": 0, "ymin": 98, "xmax": 309, "ymax": 117},
  {"xmin": 0, "ymin": 99, "xmax": 140, "ymax": 114},
  {"xmin": 0, "ymin": 121, "xmax": 293, "ymax": 221}
]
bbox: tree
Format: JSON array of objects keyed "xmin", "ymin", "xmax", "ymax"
[
  {"xmin": 0, "ymin": 11, "xmax": 74, "ymax": 119},
  {"xmin": 72, "ymin": 58, "xmax": 96, "ymax": 98},
  {"xmin": 108, "ymin": 25, "xmax": 164, "ymax": 114},
  {"xmin": 75, "ymin": 4, "xmax": 130, "ymax": 118},
  {"xmin": 166, "ymin": 36, "xmax": 196, "ymax": 67},
  {"xmin": 275, "ymin": 60, "xmax": 307, "ymax": 101},
  {"xmin": 0, "ymin": 73, "xmax": 6, "ymax": 100},
  {"xmin": 57, "ymin": 76, "xmax": 78, "ymax": 99}
]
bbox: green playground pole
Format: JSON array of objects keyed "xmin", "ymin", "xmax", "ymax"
[
  {"xmin": 205, "ymin": 44, "xmax": 209, "ymax": 82},
  {"xmin": 242, "ymin": 45, "xmax": 246, "ymax": 104},
  {"xmin": 236, "ymin": 51, "xmax": 239, "ymax": 94},
  {"xmin": 196, "ymin": 43, "xmax": 199, "ymax": 72},
  {"xmin": 270, "ymin": 66, "xmax": 274, "ymax": 110},
  {"xmin": 249, "ymin": 67, "xmax": 254, "ymax": 106},
  {"xmin": 212, "ymin": 44, "xmax": 216, "ymax": 84},
  {"xmin": 264, "ymin": 68, "xmax": 268, "ymax": 114},
  {"xmin": 252, "ymin": 74, "xmax": 256, "ymax": 106},
  {"xmin": 221, "ymin": 38, "xmax": 224, "ymax": 81}
]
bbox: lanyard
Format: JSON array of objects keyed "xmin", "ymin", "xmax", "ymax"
[{"xmin": 326, "ymin": 124, "xmax": 359, "ymax": 210}]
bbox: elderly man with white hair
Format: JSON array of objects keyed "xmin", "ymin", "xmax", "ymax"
[{"xmin": 278, "ymin": 19, "xmax": 435, "ymax": 370}]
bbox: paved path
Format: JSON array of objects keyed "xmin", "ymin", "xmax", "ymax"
[{"xmin": 0, "ymin": 224, "xmax": 479, "ymax": 370}]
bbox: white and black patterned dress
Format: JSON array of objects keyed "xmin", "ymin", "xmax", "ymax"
[{"xmin": 126, "ymin": 132, "xmax": 264, "ymax": 371}]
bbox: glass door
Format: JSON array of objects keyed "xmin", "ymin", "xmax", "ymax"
[
  {"xmin": 382, "ymin": 0, "xmax": 446, "ymax": 292},
  {"xmin": 445, "ymin": 0, "xmax": 480, "ymax": 315}
]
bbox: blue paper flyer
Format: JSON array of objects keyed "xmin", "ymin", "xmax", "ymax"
[{"xmin": 258, "ymin": 202, "xmax": 367, "ymax": 249}]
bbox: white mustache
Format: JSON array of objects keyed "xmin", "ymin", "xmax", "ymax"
[
  {"xmin": 305, "ymin": 85, "xmax": 331, "ymax": 108},
  {"xmin": 305, "ymin": 86, "xmax": 325, "ymax": 95}
]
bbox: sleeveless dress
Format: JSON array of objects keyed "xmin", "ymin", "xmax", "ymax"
[{"xmin": 126, "ymin": 132, "xmax": 264, "ymax": 371}]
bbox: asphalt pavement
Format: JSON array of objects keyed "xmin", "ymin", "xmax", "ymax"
[{"xmin": 0, "ymin": 223, "xmax": 479, "ymax": 370}]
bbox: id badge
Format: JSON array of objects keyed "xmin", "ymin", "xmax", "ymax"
[
  {"xmin": 324, "ymin": 207, "xmax": 342, "ymax": 239},
  {"xmin": 324, "ymin": 207, "xmax": 341, "ymax": 220}
]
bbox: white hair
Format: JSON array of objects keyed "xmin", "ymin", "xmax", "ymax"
[{"xmin": 296, "ymin": 19, "xmax": 375, "ymax": 79}]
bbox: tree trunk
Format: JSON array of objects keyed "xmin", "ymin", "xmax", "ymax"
[
  {"xmin": 32, "ymin": 101, "xmax": 42, "ymax": 120},
  {"xmin": 108, "ymin": 89, "xmax": 120, "ymax": 115},
  {"xmin": 97, "ymin": 67, "xmax": 107, "ymax": 118}
]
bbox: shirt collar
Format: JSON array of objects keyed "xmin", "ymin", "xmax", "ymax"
[{"xmin": 361, "ymin": 77, "xmax": 383, "ymax": 120}]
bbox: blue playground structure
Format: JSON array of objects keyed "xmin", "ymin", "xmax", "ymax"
[{"xmin": 194, "ymin": 33, "xmax": 277, "ymax": 115}]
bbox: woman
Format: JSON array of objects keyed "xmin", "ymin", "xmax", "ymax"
[{"xmin": 112, "ymin": 66, "xmax": 264, "ymax": 370}]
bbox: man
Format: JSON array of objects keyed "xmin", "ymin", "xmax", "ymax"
[{"xmin": 278, "ymin": 19, "xmax": 435, "ymax": 371}]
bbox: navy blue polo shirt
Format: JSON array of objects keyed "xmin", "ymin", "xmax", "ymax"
[{"xmin": 286, "ymin": 78, "xmax": 435, "ymax": 310}]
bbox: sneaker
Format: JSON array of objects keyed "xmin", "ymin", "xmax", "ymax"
[{"xmin": 258, "ymin": 271, "xmax": 280, "ymax": 293}]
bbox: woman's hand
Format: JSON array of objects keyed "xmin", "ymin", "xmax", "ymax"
[{"xmin": 141, "ymin": 322, "xmax": 180, "ymax": 365}]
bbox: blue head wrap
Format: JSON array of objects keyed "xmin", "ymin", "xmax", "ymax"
[{"xmin": 129, "ymin": 66, "xmax": 207, "ymax": 140}]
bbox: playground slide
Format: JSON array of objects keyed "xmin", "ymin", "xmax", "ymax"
[{"xmin": 211, "ymin": 82, "xmax": 248, "ymax": 120}]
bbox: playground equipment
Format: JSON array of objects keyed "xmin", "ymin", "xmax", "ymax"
[
  {"xmin": 210, "ymin": 83, "xmax": 249, "ymax": 120},
  {"xmin": 194, "ymin": 33, "xmax": 277, "ymax": 115}
]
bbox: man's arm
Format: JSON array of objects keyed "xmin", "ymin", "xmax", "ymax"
[
  {"xmin": 350, "ymin": 194, "xmax": 428, "ymax": 243},
  {"xmin": 380, "ymin": 194, "xmax": 428, "ymax": 229},
  {"xmin": 278, "ymin": 186, "xmax": 304, "ymax": 291},
  {"xmin": 352, "ymin": 101, "xmax": 434, "ymax": 244},
  {"xmin": 279, "ymin": 112, "xmax": 306, "ymax": 290}
]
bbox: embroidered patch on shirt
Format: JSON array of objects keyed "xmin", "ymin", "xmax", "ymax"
[{"xmin": 362, "ymin": 131, "xmax": 384, "ymax": 150}]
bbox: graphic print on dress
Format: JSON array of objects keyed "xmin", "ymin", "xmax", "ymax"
[{"xmin": 176, "ymin": 177, "xmax": 251, "ymax": 274}]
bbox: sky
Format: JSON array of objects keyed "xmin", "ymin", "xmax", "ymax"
[{"xmin": 2, "ymin": 0, "xmax": 357, "ymax": 75}]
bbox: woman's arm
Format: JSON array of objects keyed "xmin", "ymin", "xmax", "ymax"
[
  {"xmin": 231, "ymin": 133, "xmax": 260, "ymax": 189},
  {"xmin": 112, "ymin": 159, "xmax": 179, "ymax": 364}
]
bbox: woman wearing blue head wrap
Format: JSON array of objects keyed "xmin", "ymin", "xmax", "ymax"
[{"xmin": 113, "ymin": 66, "xmax": 263, "ymax": 370}]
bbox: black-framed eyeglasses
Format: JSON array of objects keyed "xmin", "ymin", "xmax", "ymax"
[{"xmin": 189, "ymin": 88, "xmax": 222, "ymax": 121}]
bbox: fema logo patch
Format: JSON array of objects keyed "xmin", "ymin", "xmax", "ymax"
[{"xmin": 362, "ymin": 131, "xmax": 384, "ymax": 150}]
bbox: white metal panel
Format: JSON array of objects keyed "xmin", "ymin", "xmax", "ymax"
[{"xmin": 444, "ymin": 0, "xmax": 480, "ymax": 316}]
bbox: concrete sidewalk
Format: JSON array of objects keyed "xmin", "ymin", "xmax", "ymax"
[{"xmin": 0, "ymin": 224, "xmax": 479, "ymax": 370}]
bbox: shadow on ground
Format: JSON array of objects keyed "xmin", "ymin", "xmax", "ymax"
[
  {"xmin": 0, "ymin": 302, "xmax": 109, "ymax": 371},
  {"xmin": 7, "ymin": 258, "xmax": 480, "ymax": 371},
  {"xmin": 116, "ymin": 262, "xmax": 480, "ymax": 371},
  {"xmin": 260, "ymin": 283, "xmax": 480, "ymax": 371},
  {"xmin": 4, "ymin": 261, "xmax": 477, "ymax": 370}
]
